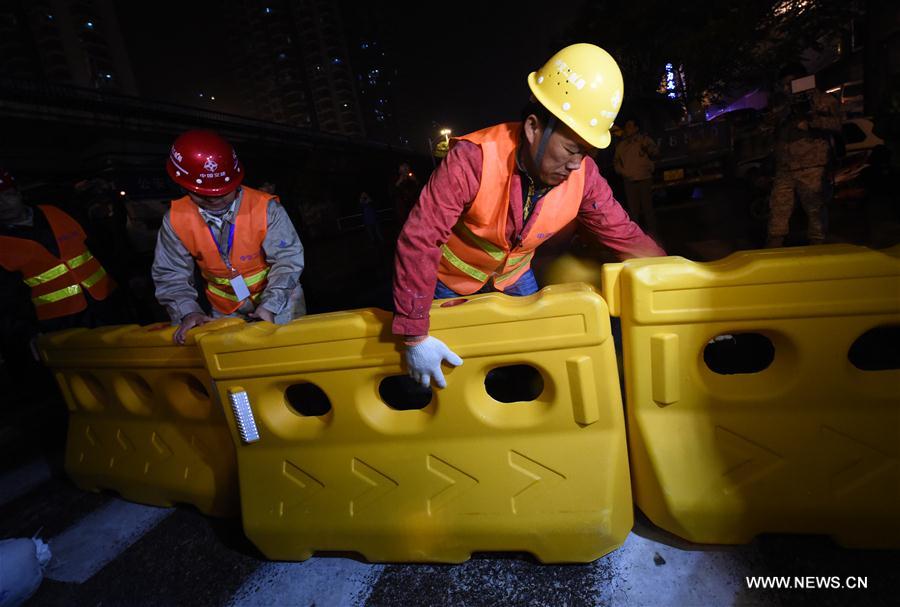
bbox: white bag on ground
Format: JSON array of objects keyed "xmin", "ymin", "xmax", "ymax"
[{"xmin": 0, "ymin": 538, "xmax": 51, "ymax": 607}]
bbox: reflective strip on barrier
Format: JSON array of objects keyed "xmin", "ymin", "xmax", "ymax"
[
  {"xmin": 229, "ymin": 389, "xmax": 260, "ymax": 444},
  {"xmin": 32, "ymin": 283, "xmax": 81, "ymax": 305},
  {"xmin": 199, "ymin": 283, "xmax": 631, "ymax": 563},
  {"xmin": 38, "ymin": 318, "xmax": 245, "ymax": 517},
  {"xmin": 617, "ymin": 244, "xmax": 900, "ymax": 549}
]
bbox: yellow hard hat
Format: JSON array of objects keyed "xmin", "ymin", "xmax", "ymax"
[{"xmin": 527, "ymin": 43, "xmax": 624, "ymax": 149}]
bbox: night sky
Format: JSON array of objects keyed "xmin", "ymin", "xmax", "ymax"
[{"xmin": 117, "ymin": 1, "xmax": 582, "ymax": 151}]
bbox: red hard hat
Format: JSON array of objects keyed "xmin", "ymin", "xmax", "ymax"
[
  {"xmin": 0, "ymin": 168, "xmax": 15, "ymax": 192},
  {"xmin": 166, "ymin": 130, "xmax": 243, "ymax": 196}
]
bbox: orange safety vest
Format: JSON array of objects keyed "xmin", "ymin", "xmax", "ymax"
[
  {"xmin": 0, "ymin": 205, "xmax": 114, "ymax": 320},
  {"xmin": 437, "ymin": 122, "xmax": 586, "ymax": 294},
  {"xmin": 168, "ymin": 187, "xmax": 274, "ymax": 314}
]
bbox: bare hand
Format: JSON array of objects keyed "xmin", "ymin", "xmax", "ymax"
[
  {"xmin": 248, "ymin": 306, "xmax": 275, "ymax": 323},
  {"xmin": 174, "ymin": 312, "xmax": 212, "ymax": 345}
]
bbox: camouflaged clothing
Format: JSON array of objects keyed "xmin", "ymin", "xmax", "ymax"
[
  {"xmin": 766, "ymin": 88, "xmax": 841, "ymax": 246},
  {"xmin": 771, "ymin": 88, "xmax": 842, "ymax": 172},
  {"xmin": 767, "ymin": 166, "xmax": 827, "ymax": 246}
]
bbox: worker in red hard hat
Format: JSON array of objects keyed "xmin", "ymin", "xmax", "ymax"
[{"xmin": 152, "ymin": 130, "xmax": 306, "ymax": 344}]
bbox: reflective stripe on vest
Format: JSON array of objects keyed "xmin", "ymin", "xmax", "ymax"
[
  {"xmin": 24, "ymin": 252, "xmax": 106, "ymax": 304},
  {"xmin": 23, "ymin": 263, "xmax": 68, "ymax": 287},
  {"xmin": 436, "ymin": 123, "xmax": 586, "ymax": 294},
  {"xmin": 497, "ymin": 252, "xmax": 534, "ymax": 282},
  {"xmin": 81, "ymin": 266, "xmax": 107, "ymax": 289},
  {"xmin": 440, "ymin": 244, "xmax": 489, "ymax": 282},
  {"xmin": 169, "ymin": 187, "xmax": 273, "ymax": 314},
  {"xmin": 441, "ymin": 243, "xmax": 534, "ymax": 285},
  {"xmin": 208, "ymin": 284, "xmax": 264, "ymax": 303},
  {"xmin": 66, "ymin": 250, "xmax": 94, "ymax": 269},
  {"xmin": 451, "ymin": 222, "xmax": 505, "ymax": 261},
  {"xmin": 32, "ymin": 284, "xmax": 82, "ymax": 305},
  {"xmin": 202, "ymin": 267, "xmax": 270, "ymax": 288}
]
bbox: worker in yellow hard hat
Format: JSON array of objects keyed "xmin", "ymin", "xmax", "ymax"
[{"xmin": 392, "ymin": 43, "xmax": 666, "ymax": 389}]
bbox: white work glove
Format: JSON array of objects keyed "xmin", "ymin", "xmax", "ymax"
[{"xmin": 404, "ymin": 336, "xmax": 463, "ymax": 389}]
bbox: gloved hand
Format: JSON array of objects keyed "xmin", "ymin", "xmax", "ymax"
[{"xmin": 404, "ymin": 336, "xmax": 463, "ymax": 389}]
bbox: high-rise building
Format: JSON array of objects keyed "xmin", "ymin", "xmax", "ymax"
[
  {"xmin": 226, "ymin": 1, "xmax": 317, "ymax": 129},
  {"xmin": 223, "ymin": 0, "xmax": 404, "ymax": 142},
  {"xmin": 339, "ymin": 1, "xmax": 402, "ymax": 145},
  {"xmin": 290, "ymin": 0, "xmax": 365, "ymax": 137},
  {"xmin": 0, "ymin": 0, "xmax": 138, "ymax": 95},
  {"xmin": 225, "ymin": 0, "xmax": 365, "ymax": 137}
]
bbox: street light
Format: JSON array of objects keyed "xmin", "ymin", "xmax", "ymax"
[{"xmin": 427, "ymin": 127, "xmax": 453, "ymax": 166}]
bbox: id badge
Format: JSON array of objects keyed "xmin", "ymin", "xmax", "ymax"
[{"xmin": 229, "ymin": 273, "xmax": 252, "ymax": 301}]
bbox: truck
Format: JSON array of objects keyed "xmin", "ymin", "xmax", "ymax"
[{"xmin": 651, "ymin": 119, "xmax": 734, "ymax": 194}]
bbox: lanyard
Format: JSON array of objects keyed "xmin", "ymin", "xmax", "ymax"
[{"xmin": 207, "ymin": 223, "xmax": 236, "ymax": 270}]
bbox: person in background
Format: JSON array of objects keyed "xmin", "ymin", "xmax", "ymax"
[
  {"xmin": 765, "ymin": 63, "xmax": 842, "ymax": 247},
  {"xmin": 391, "ymin": 162, "xmax": 420, "ymax": 226},
  {"xmin": 257, "ymin": 181, "xmax": 277, "ymax": 195},
  {"xmin": 613, "ymin": 117, "xmax": 659, "ymax": 234},
  {"xmin": 359, "ymin": 191, "xmax": 383, "ymax": 244},
  {"xmin": 152, "ymin": 130, "xmax": 306, "ymax": 345},
  {"xmin": 392, "ymin": 44, "xmax": 665, "ymax": 389},
  {"xmin": 0, "ymin": 168, "xmax": 123, "ymax": 333}
]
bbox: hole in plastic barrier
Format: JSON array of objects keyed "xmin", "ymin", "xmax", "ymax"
[
  {"xmin": 704, "ymin": 333, "xmax": 774, "ymax": 375},
  {"xmin": 484, "ymin": 365, "xmax": 544, "ymax": 403},
  {"xmin": 378, "ymin": 375, "xmax": 433, "ymax": 410},
  {"xmin": 114, "ymin": 373, "xmax": 154, "ymax": 415},
  {"xmin": 848, "ymin": 325, "xmax": 900, "ymax": 371},
  {"xmin": 166, "ymin": 373, "xmax": 212, "ymax": 419},
  {"xmin": 69, "ymin": 372, "xmax": 107, "ymax": 411},
  {"xmin": 285, "ymin": 383, "xmax": 332, "ymax": 416},
  {"xmin": 185, "ymin": 375, "xmax": 210, "ymax": 400}
]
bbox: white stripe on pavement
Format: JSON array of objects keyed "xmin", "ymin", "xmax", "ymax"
[
  {"xmin": 594, "ymin": 532, "xmax": 761, "ymax": 607},
  {"xmin": 46, "ymin": 499, "xmax": 173, "ymax": 583},
  {"xmin": 228, "ymin": 558, "xmax": 384, "ymax": 607},
  {"xmin": 0, "ymin": 458, "xmax": 53, "ymax": 507}
]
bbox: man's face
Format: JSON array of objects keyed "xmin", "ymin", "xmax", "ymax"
[
  {"xmin": 524, "ymin": 116, "xmax": 595, "ymax": 186},
  {"xmin": 624, "ymin": 120, "xmax": 638, "ymax": 137},
  {"xmin": 188, "ymin": 189, "xmax": 238, "ymax": 212},
  {"xmin": 0, "ymin": 188, "xmax": 25, "ymax": 221}
]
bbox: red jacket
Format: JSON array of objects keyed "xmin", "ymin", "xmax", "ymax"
[{"xmin": 392, "ymin": 126, "xmax": 665, "ymax": 336}]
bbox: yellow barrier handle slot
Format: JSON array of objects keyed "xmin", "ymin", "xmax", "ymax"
[
  {"xmin": 650, "ymin": 333, "xmax": 680, "ymax": 405},
  {"xmin": 566, "ymin": 356, "xmax": 600, "ymax": 425},
  {"xmin": 228, "ymin": 388, "xmax": 260, "ymax": 444}
]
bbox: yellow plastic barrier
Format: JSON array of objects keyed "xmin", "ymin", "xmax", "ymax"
[
  {"xmin": 39, "ymin": 319, "xmax": 244, "ymax": 516},
  {"xmin": 199, "ymin": 283, "xmax": 631, "ymax": 563},
  {"xmin": 603, "ymin": 244, "xmax": 900, "ymax": 548}
]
